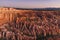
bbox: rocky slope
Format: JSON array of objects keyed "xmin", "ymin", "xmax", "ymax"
[{"xmin": 0, "ymin": 7, "xmax": 60, "ymax": 40}]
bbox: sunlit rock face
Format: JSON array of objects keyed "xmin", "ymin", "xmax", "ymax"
[
  {"xmin": 0, "ymin": 8, "xmax": 16, "ymax": 25},
  {"xmin": 0, "ymin": 7, "xmax": 33, "ymax": 25},
  {"xmin": 0, "ymin": 13, "xmax": 5, "ymax": 25},
  {"xmin": 0, "ymin": 13, "xmax": 4, "ymax": 19}
]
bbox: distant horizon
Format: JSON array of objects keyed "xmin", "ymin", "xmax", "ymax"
[
  {"xmin": 0, "ymin": 6, "xmax": 60, "ymax": 9},
  {"xmin": 0, "ymin": 0, "xmax": 60, "ymax": 8}
]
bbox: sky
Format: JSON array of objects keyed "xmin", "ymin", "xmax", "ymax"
[{"xmin": 0, "ymin": 0, "xmax": 60, "ymax": 8}]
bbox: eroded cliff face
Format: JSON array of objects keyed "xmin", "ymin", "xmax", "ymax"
[
  {"xmin": 0, "ymin": 7, "xmax": 60, "ymax": 26},
  {"xmin": 0, "ymin": 7, "xmax": 60, "ymax": 40},
  {"xmin": 0, "ymin": 8, "xmax": 15, "ymax": 25},
  {"xmin": 0, "ymin": 7, "xmax": 33, "ymax": 25}
]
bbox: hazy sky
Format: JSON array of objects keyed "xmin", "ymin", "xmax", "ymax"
[{"xmin": 0, "ymin": 0, "xmax": 60, "ymax": 8}]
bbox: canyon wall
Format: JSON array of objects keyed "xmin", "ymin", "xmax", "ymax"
[{"xmin": 0, "ymin": 7, "xmax": 60, "ymax": 26}]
